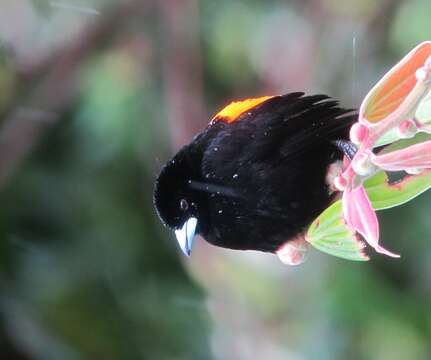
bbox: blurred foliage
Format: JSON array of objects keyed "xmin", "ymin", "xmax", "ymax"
[{"xmin": 0, "ymin": 0, "xmax": 431, "ymax": 359}]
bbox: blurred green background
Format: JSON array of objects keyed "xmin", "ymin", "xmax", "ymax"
[{"xmin": 0, "ymin": 0, "xmax": 430, "ymax": 359}]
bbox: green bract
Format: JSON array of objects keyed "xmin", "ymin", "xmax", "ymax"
[
  {"xmin": 307, "ymin": 161, "xmax": 431, "ymax": 260},
  {"xmin": 365, "ymin": 170, "xmax": 431, "ymax": 210},
  {"xmin": 306, "ymin": 201, "xmax": 368, "ymax": 261}
]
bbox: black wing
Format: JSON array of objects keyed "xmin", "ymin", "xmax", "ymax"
[
  {"xmin": 197, "ymin": 93, "xmax": 356, "ymax": 252},
  {"xmin": 201, "ymin": 92, "xmax": 356, "ymax": 170}
]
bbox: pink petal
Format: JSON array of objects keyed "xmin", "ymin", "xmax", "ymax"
[
  {"xmin": 342, "ymin": 186, "xmax": 400, "ymax": 258},
  {"xmin": 373, "ymin": 140, "xmax": 431, "ymax": 171},
  {"xmin": 342, "ymin": 186, "xmax": 378, "ymax": 246}
]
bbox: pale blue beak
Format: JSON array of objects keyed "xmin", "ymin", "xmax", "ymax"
[{"xmin": 175, "ymin": 217, "xmax": 197, "ymax": 256}]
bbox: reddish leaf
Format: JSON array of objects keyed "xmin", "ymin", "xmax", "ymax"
[{"xmin": 360, "ymin": 42, "xmax": 431, "ymax": 124}]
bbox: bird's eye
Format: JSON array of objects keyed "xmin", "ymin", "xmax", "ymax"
[{"xmin": 180, "ymin": 199, "xmax": 189, "ymax": 211}]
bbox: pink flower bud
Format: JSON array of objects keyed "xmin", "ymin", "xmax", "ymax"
[
  {"xmin": 416, "ymin": 67, "xmax": 430, "ymax": 82},
  {"xmin": 352, "ymin": 152, "xmax": 375, "ymax": 176},
  {"xmin": 350, "ymin": 123, "xmax": 368, "ymax": 145},
  {"xmin": 398, "ymin": 119, "xmax": 417, "ymax": 139}
]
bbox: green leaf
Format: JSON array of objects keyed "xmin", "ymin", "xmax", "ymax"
[
  {"xmin": 306, "ymin": 201, "xmax": 369, "ymax": 261},
  {"xmin": 373, "ymin": 128, "xmax": 401, "ymax": 147},
  {"xmin": 306, "ymin": 130, "xmax": 431, "ymax": 261},
  {"xmin": 364, "ymin": 170, "xmax": 431, "ymax": 210},
  {"xmin": 365, "ymin": 134, "xmax": 431, "ymax": 210},
  {"xmin": 380, "ymin": 132, "xmax": 431, "ymax": 152}
]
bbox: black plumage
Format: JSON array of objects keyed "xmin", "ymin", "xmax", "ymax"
[{"xmin": 153, "ymin": 93, "xmax": 356, "ymax": 254}]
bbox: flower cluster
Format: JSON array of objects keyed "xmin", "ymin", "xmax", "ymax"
[
  {"xmin": 276, "ymin": 42, "xmax": 431, "ymax": 265},
  {"xmin": 334, "ymin": 42, "xmax": 431, "ymax": 258}
]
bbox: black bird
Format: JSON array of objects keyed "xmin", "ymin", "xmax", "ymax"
[{"xmin": 153, "ymin": 93, "xmax": 355, "ymax": 257}]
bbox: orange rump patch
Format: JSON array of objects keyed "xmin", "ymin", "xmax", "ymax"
[{"xmin": 211, "ymin": 96, "xmax": 274, "ymax": 123}]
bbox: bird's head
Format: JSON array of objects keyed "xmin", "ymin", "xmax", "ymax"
[{"xmin": 153, "ymin": 146, "xmax": 207, "ymax": 256}]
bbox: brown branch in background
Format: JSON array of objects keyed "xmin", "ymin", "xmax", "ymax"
[
  {"xmin": 0, "ymin": 0, "xmax": 404, "ymax": 187},
  {"xmin": 0, "ymin": 0, "xmax": 149, "ymax": 187},
  {"xmin": 158, "ymin": 0, "xmax": 205, "ymax": 150}
]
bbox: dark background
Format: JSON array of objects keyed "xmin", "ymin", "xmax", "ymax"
[{"xmin": 0, "ymin": 0, "xmax": 431, "ymax": 359}]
